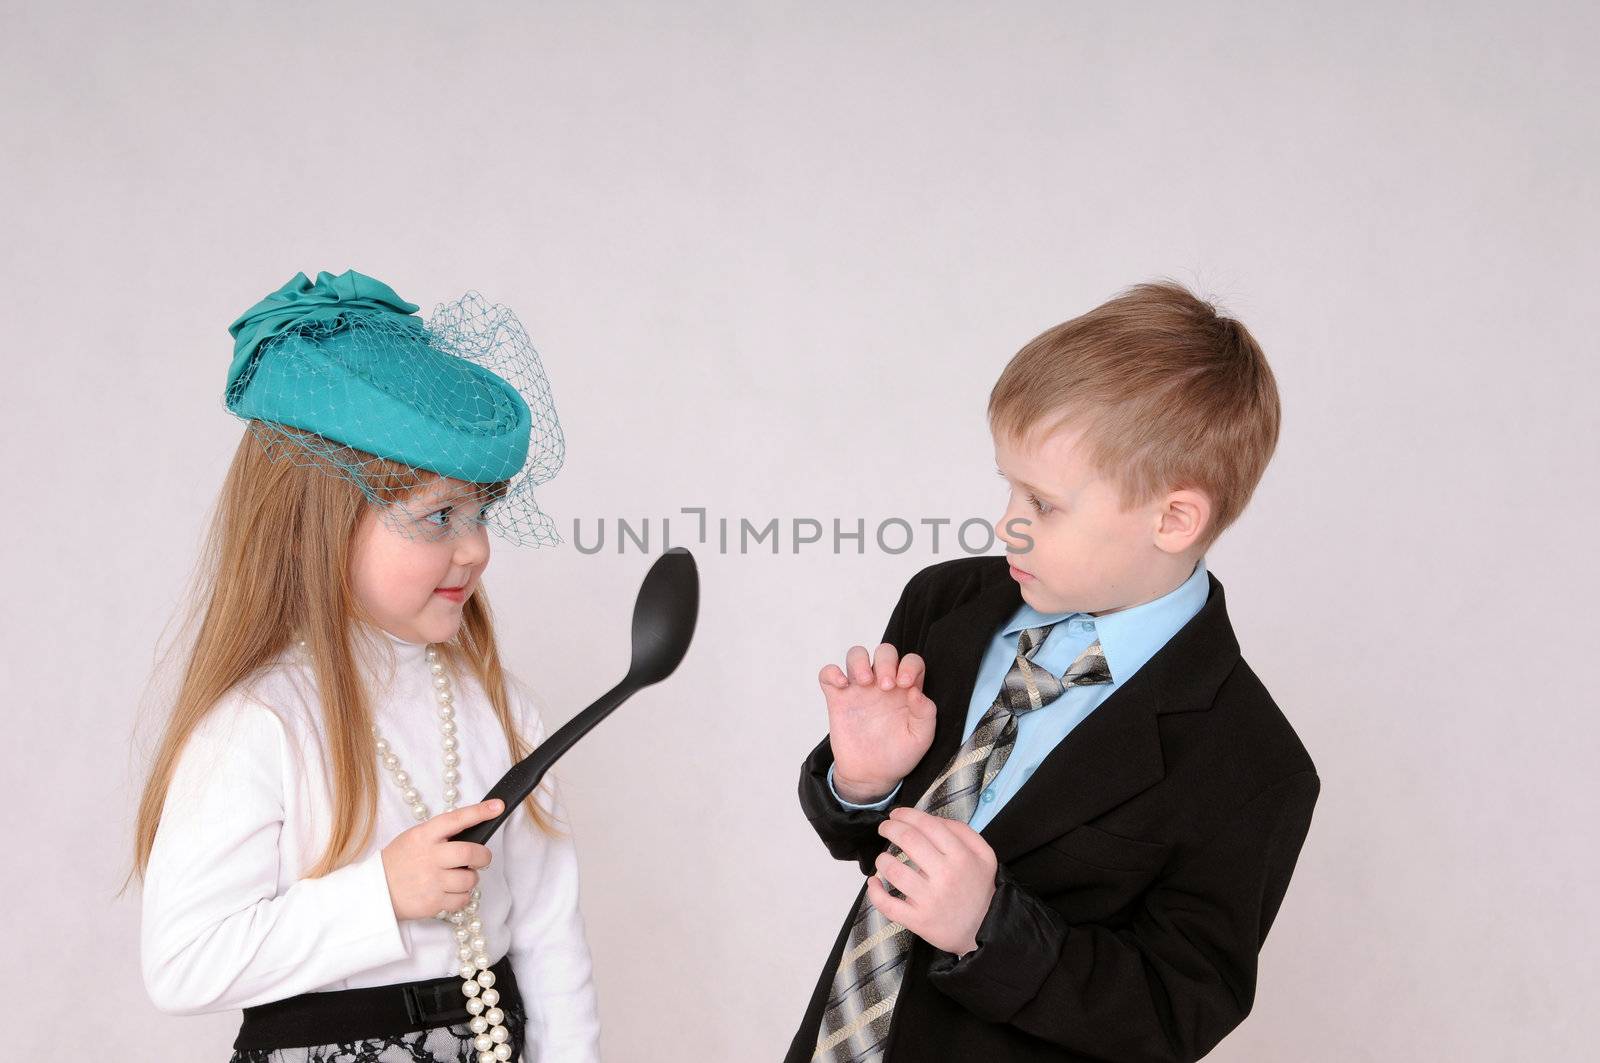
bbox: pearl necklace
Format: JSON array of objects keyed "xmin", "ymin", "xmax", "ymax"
[{"xmin": 295, "ymin": 636, "xmax": 514, "ymax": 1063}]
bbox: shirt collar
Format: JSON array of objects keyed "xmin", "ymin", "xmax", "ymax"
[
  {"xmin": 1001, "ymin": 555, "xmax": 1210, "ymax": 684},
  {"xmin": 350, "ymin": 619, "xmax": 432, "ymax": 680}
]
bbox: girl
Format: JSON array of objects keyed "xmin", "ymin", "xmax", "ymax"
[{"xmin": 129, "ymin": 269, "xmax": 601, "ymax": 1062}]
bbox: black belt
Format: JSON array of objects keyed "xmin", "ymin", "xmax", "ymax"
[{"xmin": 233, "ymin": 953, "xmax": 521, "ymax": 1050}]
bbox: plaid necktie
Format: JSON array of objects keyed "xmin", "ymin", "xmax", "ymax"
[{"xmin": 812, "ymin": 623, "xmax": 1113, "ymax": 1062}]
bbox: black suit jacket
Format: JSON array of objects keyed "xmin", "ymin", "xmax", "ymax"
[{"xmin": 785, "ymin": 555, "xmax": 1320, "ymax": 1063}]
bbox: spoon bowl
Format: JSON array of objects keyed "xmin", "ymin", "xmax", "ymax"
[{"xmin": 452, "ymin": 546, "xmax": 699, "ymax": 845}]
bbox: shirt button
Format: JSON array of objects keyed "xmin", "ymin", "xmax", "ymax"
[{"xmin": 980, "ymin": 789, "xmax": 996, "ymax": 804}]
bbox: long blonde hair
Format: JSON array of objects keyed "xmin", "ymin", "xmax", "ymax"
[{"xmin": 120, "ymin": 425, "xmax": 556, "ymax": 896}]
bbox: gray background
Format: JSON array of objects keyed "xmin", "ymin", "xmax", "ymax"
[{"xmin": 4, "ymin": 2, "xmax": 1595, "ymax": 1060}]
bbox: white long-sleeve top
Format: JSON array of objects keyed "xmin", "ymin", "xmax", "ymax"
[{"xmin": 140, "ymin": 623, "xmax": 601, "ymax": 1062}]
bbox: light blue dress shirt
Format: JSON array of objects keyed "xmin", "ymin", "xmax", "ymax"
[{"xmin": 828, "ymin": 555, "xmax": 1209, "ymax": 832}]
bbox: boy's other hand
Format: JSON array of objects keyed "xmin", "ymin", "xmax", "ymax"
[
  {"xmin": 867, "ymin": 806, "xmax": 998, "ymax": 957},
  {"xmin": 820, "ymin": 642, "xmax": 936, "ymax": 802}
]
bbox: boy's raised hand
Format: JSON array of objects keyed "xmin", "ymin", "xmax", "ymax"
[{"xmin": 820, "ymin": 642, "xmax": 936, "ymax": 803}]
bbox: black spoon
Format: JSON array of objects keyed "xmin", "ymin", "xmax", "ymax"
[{"xmin": 450, "ymin": 546, "xmax": 699, "ymax": 845}]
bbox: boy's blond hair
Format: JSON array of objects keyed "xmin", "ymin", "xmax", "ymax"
[{"xmin": 988, "ymin": 279, "xmax": 1280, "ymax": 556}]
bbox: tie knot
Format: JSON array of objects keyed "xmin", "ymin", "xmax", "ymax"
[
  {"xmin": 1016, "ymin": 623, "xmax": 1056, "ymax": 658},
  {"xmin": 1001, "ymin": 631, "xmax": 1114, "ymax": 722}
]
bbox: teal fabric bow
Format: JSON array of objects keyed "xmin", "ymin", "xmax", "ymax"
[
  {"xmin": 226, "ymin": 269, "xmax": 421, "ymax": 406},
  {"xmin": 221, "ymin": 267, "xmax": 537, "ymax": 486}
]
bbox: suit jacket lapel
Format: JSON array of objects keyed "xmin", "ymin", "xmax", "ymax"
[
  {"xmin": 982, "ymin": 571, "xmax": 1240, "ymax": 859},
  {"xmin": 902, "ymin": 564, "xmax": 1242, "ymax": 862},
  {"xmin": 978, "ymin": 668, "xmax": 1167, "ymax": 860}
]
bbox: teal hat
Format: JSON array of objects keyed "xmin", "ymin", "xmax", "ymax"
[{"xmin": 222, "ymin": 269, "xmax": 565, "ymax": 546}]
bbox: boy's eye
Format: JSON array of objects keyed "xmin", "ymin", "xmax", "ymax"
[{"xmin": 996, "ymin": 470, "xmax": 1052, "ymax": 516}]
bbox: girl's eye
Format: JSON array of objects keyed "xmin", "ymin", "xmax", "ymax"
[{"xmin": 424, "ymin": 502, "xmax": 496, "ymax": 527}]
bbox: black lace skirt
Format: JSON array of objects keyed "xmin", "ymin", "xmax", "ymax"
[{"xmin": 228, "ymin": 954, "xmax": 527, "ymax": 1062}]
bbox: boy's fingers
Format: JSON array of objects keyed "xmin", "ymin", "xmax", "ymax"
[
  {"xmin": 889, "ymin": 807, "xmax": 957, "ymax": 854},
  {"xmin": 878, "ymin": 821, "xmax": 943, "ymax": 869},
  {"xmin": 845, "ymin": 645, "xmax": 874, "ymax": 684},
  {"xmin": 943, "ymin": 818, "xmax": 993, "ymax": 859},
  {"xmin": 866, "ymin": 874, "xmax": 916, "ymax": 925},
  {"xmin": 873, "ymin": 643, "xmax": 900, "ymax": 689},
  {"xmin": 896, "ymin": 652, "xmax": 925, "ymax": 688},
  {"xmin": 941, "ymin": 816, "xmax": 976, "ymax": 840},
  {"xmin": 874, "ymin": 851, "xmax": 926, "ymax": 899}
]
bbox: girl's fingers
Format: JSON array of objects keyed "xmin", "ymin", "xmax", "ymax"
[
  {"xmin": 440, "ymin": 867, "xmax": 478, "ymax": 894},
  {"xmin": 819, "ymin": 663, "xmax": 849, "ymax": 689},
  {"xmin": 429, "ymin": 799, "xmax": 504, "ymax": 837},
  {"xmin": 441, "ymin": 841, "xmax": 492, "ymax": 870},
  {"xmin": 896, "ymin": 652, "xmax": 926, "ymax": 688},
  {"xmin": 873, "ymin": 643, "xmax": 900, "ymax": 689}
]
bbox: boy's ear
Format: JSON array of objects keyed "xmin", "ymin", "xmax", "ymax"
[{"xmin": 1157, "ymin": 488, "xmax": 1210, "ymax": 549}]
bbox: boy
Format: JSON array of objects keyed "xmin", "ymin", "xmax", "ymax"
[{"xmin": 787, "ymin": 281, "xmax": 1319, "ymax": 1063}]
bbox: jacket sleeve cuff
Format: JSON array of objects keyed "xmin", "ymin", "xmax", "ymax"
[
  {"xmin": 799, "ymin": 736, "xmax": 899, "ymax": 873},
  {"xmin": 925, "ymin": 865, "xmax": 1068, "ymax": 1023},
  {"xmin": 827, "ymin": 764, "xmax": 903, "ymax": 810}
]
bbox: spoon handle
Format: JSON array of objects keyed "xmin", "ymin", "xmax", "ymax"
[{"xmin": 450, "ymin": 675, "xmax": 638, "ymax": 845}]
